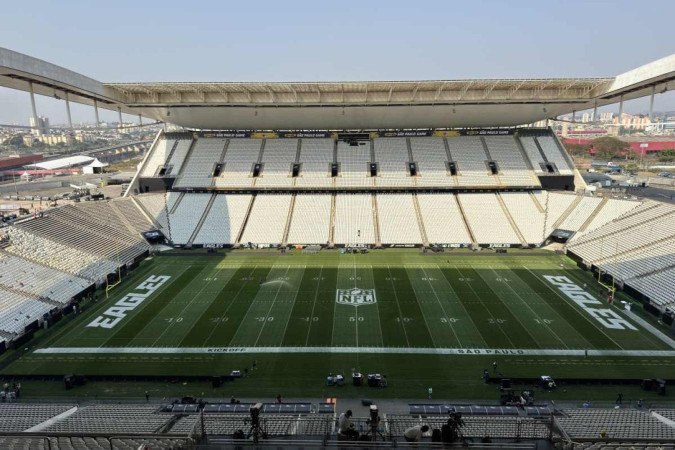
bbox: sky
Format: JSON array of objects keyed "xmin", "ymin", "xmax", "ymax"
[{"xmin": 1, "ymin": 0, "xmax": 674, "ymax": 125}]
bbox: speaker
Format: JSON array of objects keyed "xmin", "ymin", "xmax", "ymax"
[
  {"xmin": 409, "ymin": 162, "xmax": 417, "ymax": 176},
  {"xmin": 487, "ymin": 161, "xmax": 499, "ymax": 175},
  {"xmin": 448, "ymin": 161, "xmax": 458, "ymax": 176},
  {"xmin": 292, "ymin": 163, "xmax": 300, "ymax": 177},
  {"xmin": 331, "ymin": 163, "xmax": 339, "ymax": 177},
  {"xmin": 369, "ymin": 162, "xmax": 377, "ymax": 177},
  {"xmin": 252, "ymin": 163, "xmax": 262, "ymax": 177},
  {"xmin": 656, "ymin": 379, "xmax": 666, "ymax": 396}
]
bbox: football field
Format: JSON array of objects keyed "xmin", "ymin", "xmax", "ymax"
[{"xmin": 4, "ymin": 249, "xmax": 674, "ymax": 399}]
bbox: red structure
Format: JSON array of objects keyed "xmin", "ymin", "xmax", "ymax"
[
  {"xmin": 0, "ymin": 154, "xmax": 43, "ymax": 170},
  {"xmin": 562, "ymin": 138, "xmax": 675, "ymax": 155}
]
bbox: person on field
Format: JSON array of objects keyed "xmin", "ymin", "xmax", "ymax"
[{"xmin": 404, "ymin": 424, "xmax": 429, "ymax": 442}]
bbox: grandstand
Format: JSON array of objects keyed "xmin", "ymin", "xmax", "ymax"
[
  {"xmin": 0, "ymin": 401, "xmax": 671, "ymax": 448},
  {"xmin": 0, "ymin": 127, "xmax": 673, "ymax": 352}
]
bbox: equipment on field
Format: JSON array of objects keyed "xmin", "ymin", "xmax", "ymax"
[
  {"xmin": 540, "ymin": 375, "xmax": 556, "ymax": 390},
  {"xmin": 63, "ymin": 374, "xmax": 86, "ymax": 390},
  {"xmin": 500, "ymin": 388, "xmax": 534, "ymax": 406},
  {"xmin": 642, "ymin": 378, "xmax": 666, "ymax": 396},
  {"xmin": 325, "ymin": 373, "xmax": 345, "ymax": 386},
  {"xmin": 367, "ymin": 373, "xmax": 387, "ymax": 388}
]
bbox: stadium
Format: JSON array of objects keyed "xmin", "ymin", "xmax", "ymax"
[{"xmin": 0, "ymin": 41, "xmax": 674, "ymax": 449}]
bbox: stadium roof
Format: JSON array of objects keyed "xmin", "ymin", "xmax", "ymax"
[{"xmin": 1, "ymin": 47, "xmax": 674, "ymax": 129}]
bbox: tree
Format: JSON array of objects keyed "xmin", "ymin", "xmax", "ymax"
[
  {"xmin": 657, "ymin": 149, "xmax": 675, "ymax": 163},
  {"xmin": 590, "ymin": 137, "xmax": 631, "ymax": 160},
  {"xmin": 6, "ymin": 136, "xmax": 25, "ymax": 148},
  {"xmin": 564, "ymin": 143, "xmax": 589, "ymax": 157}
]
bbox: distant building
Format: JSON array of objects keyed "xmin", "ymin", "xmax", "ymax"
[
  {"xmin": 75, "ymin": 131, "xmax": 95, "ymax": 143},
  {"xmin": 39, "ymin": 134, "xmax": 73, "ymax": 146},
  {"xmin": 29, "ymin": 116, "xmax": 49, "ymax": 136}
]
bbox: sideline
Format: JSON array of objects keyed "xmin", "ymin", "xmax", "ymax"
[
  {"xmin": 34, "ymin": 346, "xmax": 675, "ymax": 357},
  {"xmin": 622, "ymin": 309, "xmax": 675, "ymax": 349}
]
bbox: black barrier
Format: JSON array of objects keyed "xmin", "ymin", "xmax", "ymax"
[
  {"xmin": 163, "ymin": 131, "xmax": 193, "ymax": 140},
  {"xmin": 24, "ymin": 319, "xmax": 39, "ymax": 334},
  {"xmin": 515, "ymin": 128, "xmax": 551, "ymax": 137},
  {"xmin": 9, "ymin": 332, "xmax": 33, "ymax": 350}
]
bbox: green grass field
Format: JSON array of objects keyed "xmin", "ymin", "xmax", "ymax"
[{"xmin": 3, "ymin": 249, "xmax": 674, "ymax": 400}]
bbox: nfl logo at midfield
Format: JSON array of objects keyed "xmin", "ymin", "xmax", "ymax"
[{"xmin": 336, "ymin": 288, "xmax": 377, "ymax": 306}]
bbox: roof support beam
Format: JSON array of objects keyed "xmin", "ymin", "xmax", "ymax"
[
  {"xmin": 458, "ymin": 81, "xmax": 474, "ymax": 101},
  {"xmin": 266, "ymin": 86, "xmax": 276, "ymax": 103},
  {"xmin": 483, "ymin": 81, "xmax": 500, "ymax": 99},
  {"xmin": 434, "ymin": 82, "xmax": 447, "ymax": 102},
  {"xmin": 410, "ymin": 83, "xmax": 420, "ymax": 102},
  {"xmin": 507, "ymin": 80, "xmax": 526, "ymax": 99}
]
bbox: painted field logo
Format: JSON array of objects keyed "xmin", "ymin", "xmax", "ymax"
[
  {"xmin": 87, "ymin": 275, "xmax": 171, "ymax": 329},
  {"xmin": 336, "ymin": 288, "xmax": 377, "ymax": 306}
]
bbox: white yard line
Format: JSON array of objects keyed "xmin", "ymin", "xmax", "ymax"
[
  {"xmin": 353, "ymin": 263, "xmax": 358, "ymax": 348},
  {"xmin": 202, "ymin": 265, "xmax": 258, "ymax": 345},
  {"xmin": 149, "ymin": 265, "xmax": 224, "ymax": 347},
  {"xmin": 456, "ymin": 267, "xmax": 518, "ymax": 348},
  {"xmin": 434, "ymin": 265, "xmax": 487, "ymax": 347},
  {"xmin": 523, "ymin": 266, "xmax": 626, "ymax": 351},
  {"xmin": 277, "ymin": 265, "xmax": 305, "ymax": 347},
  {"xmin": 386, "ymin": 265, "xmax": 411, "ymax": 347},
  {"xmin": 304, "ymin": 266, "xmax": 323, "ymax": 347},
  {"xmin": 485, "ymin": 267, "xmax": 568, "ymax": 349},
  {"xmin": 253, "ymin": 266, "xmax": 292, "ymax": 347},
  {"xmin": 419, "ymin": 266, "xmax": 463, "ymax": 347},
  {"xmin": 369, "ymin": 265, "xmax": 385, "ymax": 348}
]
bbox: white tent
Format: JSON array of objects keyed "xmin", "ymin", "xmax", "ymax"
[{"xmin": 82, "ymin": 158, "xmax": 108, "ymax": 174}]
